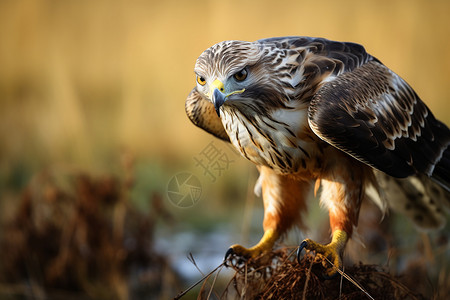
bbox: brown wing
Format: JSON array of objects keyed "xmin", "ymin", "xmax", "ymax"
[
  {"xmin": 308, "ymin": 60, "xmax": 450, "ymax": 190},
  {"xmin": 185, "ymin": 87, "xmax": 230, "ymax": 142}
]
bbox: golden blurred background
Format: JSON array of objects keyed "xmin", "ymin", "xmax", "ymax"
[
  {"xmin": 1, "ymin": 0, "xmax": 449, "ymax": 171},
  {"xmin": 0, "ymin": 0, "xmax": 449, "ymax": 298}
]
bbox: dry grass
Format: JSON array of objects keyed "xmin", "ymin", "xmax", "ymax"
[
  {"xmin": 0, "ymin": 158, "xmax": 180, "ymax": 299},
  {"xmin": 192, "ymin": 248, "xmax": 439, "ymax": 300}
]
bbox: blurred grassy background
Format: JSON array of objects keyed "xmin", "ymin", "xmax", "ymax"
[
  {"xmin": 1, "ymin": 0, "xmax": 449, "ymax": 174},
  {"xmin": 0, "ymin": 0, "xmax": 450, "ymax": 298}
]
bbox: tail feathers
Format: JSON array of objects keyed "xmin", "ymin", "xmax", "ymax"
[
  {"xmin": 431, "ymin": 145, "xmax": 450, "ymax": 192},
  {"xmin": 374, "ymin": 171, "xmax": 448, "ymax": 230}
]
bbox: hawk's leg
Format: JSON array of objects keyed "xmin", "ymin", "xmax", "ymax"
[
  {"xmin": 297, "ymin": 162, "xmax": 365, "ymax": 277},
  {"xmin": 225, "ymin": 166, "xmax": 311, "ymax": 264}
]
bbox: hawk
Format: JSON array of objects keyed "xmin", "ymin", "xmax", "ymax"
[{"xmin": 185, "ymin": 36, "xmax": 450, "ymax": 276}]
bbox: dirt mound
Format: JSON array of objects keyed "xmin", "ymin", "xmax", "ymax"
[{"xmin": 220, "ymin": 248, "xmax": 427, "ymax": 300}]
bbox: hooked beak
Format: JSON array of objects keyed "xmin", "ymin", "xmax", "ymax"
[
  {"xmin": 213, "ymin": 88, "xmax": 226, "ymax": 117},
  {"xmin": 209, "ymin": 79, "xmax": 246, "ymax": 117},
  {"xmin": 210, "ymin": 79, "xmax": 226, "ymax": 117}
]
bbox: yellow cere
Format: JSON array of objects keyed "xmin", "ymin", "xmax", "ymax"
[
  {"xmin": 211, "ymin": 79, "xmax": 225, "ymax": 92},
  {"xmin": 208, "ymin": 78, "xmax": 245, "ymax": 98}
]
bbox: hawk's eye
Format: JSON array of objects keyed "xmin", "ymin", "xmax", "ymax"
[
  {"xmin": 233, "ymin": 68, "xmax": 248, "ymax": 81},
  {"xmin": 197, "ymin": 76, "xmax": 206, "ymax": 86}
]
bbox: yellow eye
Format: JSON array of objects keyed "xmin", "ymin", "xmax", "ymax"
[
  {"xmin": 197, "ymin": 75, "xmax": 206, "ymax": 86},
  {"xmin": 233, "ymin": 68, "xmax": 248, "ymax": 81}
]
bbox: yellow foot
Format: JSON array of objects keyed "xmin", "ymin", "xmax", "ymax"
[
  {"xmin": 297, "ymin": 230, "xmax": 348, "ymax": 278},
  {"xmin": 224, "ymin": 228, "xmax": 278, "ymax": 266}
]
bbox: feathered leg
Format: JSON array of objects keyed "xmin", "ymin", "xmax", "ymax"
[
  {"xmin": 225, "ymin": 166, "xmax": 311, "ymax": 261},
  {"xmin": 298, "ymin": 157, "xmax": 367, "ymax": 277}
]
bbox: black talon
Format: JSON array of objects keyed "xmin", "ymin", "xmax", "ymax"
[
  {"xmin": 297, "ymin": 240, "xmax": 308, "ymax": 263},
  {"xmin": 224, "ymin": 248, "xmax": 234, "ymax": 266},
  {"xmin": 224, "ymin": 248, "xmax": 234, "ymax": 260},
  {"xmin": 223, "ymin": 247, "xmax": 249, "ymax": 268}
]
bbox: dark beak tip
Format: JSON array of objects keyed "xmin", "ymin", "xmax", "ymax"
[{"xmin": 213, "ymin": 88, "xmax": 226, "ymax": 117}]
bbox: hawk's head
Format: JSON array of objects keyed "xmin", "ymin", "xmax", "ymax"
[{"xmin": 194, "ymin": 40, "xmax": 288, "ymax": 117}]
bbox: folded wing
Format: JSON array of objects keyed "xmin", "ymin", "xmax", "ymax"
[
  {"xmin": 185, "ymin": 87, "xmax": 230, "ymax": 142},
  {"xmin": 308, "ymin": 60, "xmax": 450, "ymax": 191}
]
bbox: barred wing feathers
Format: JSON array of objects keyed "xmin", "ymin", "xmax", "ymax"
[{"xmin": 308, "ymin": 60, "xmax": 450, "ymax": 191}]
